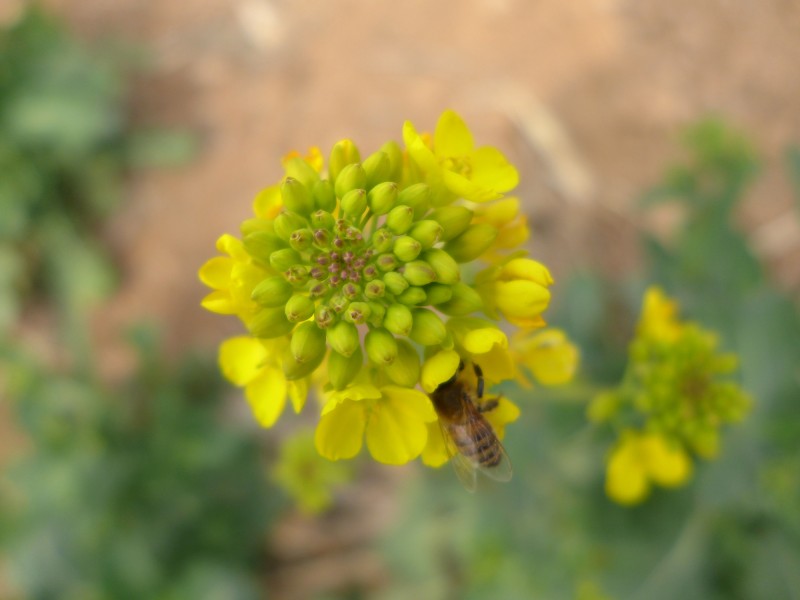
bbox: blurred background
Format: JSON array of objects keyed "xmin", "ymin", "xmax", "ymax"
[{"xmin": 1, "ymin": 1, "xmax": 799, "ymax": 598}]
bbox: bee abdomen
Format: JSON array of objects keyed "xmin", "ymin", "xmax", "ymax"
[{"xmin": 448, "ymin": 424, "xmax": 503, "ymax": 467}]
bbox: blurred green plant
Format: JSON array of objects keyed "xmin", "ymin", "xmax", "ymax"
[
  {"xmin": 376, "ymin": 119, "xmax": 800, "ymax": 600},
  {"xmin": 0, "ymin": 7, "xmax": 195, "ymax": 350},
  {"xmin": 1, "ymin": 329, "xmax": 276, "ymax": 600}
]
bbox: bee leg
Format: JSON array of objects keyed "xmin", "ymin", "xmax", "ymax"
[
  {"xmin": 473, "ymin": 363, "xmax": 484, "ymax": 399},
  {"xmin": 477, "ymin": 396, "xmax": 499, "ymax": 414}
]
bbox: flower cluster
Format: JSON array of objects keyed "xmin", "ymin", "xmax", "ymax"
[
  {"xmin": 590, "ymin": 287, "xmax": 751, "ymax": 505},
  {"xmin": 200, "ymin": 110, "xmax": 578, "ymax": 467}
]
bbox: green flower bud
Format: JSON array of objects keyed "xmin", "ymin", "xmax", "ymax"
[
  {"xmin": 444, "ymin": 224, "xmax": 498, "ymax": 262},
  {"xmin": 409, "ymin": 309, "xmax": 446, "ymax": 346},
  {"xmin": 384, "ymin": 303, "xmax": 413, "ymax": 336},
  {"xmin": 329, "ymin": 139, "xmax": 361, "ymax": 182},
  {"xmin": 341, "ymin": 188, "xmax": 367, "ymax": 219},
  {"xmin": 438, "ymin": 282, "xmax": 484, "ymax": 315},
  {"xmin": 243, "ymin": 231, "xmax": 284, "ymax": 262},
  {"xmin": 284, "ymin": 265, "xmax": 309, "ymax": 286},
  {"xmin": 282, "ymin": 349, "xmax": 324, "ymax": 380},
  {"xmin": 312, "ymin": 228, "xmax": 331, "ymax": 248},
  {"xmin": 328, "ymin": 345, "xmax": 363, "ymax": 390},
  {"xmin": 269, "ymin": 248, "xmax": 302, "ymax": 271},
  {"xmin": 380, "ymin": 140, "xmax": 403, "ymax": 182},
  {"xmin": 251, "ymin": 275, "xmax": 293, "ymax": 307},
  {"xmin": 312, "ymin": 179, "xmax": 337, "ymax": 212},
  {"xmin": 424, "ymin": 283, "xmax": 453, "ymax": 305},
  {"xmin": 248, "ymin": 307, "xmax": 294, "ymax": 338},
  {"xmin": 289, "ymin": 228, "xmax": 313, "ymax": 252},
  {"xmin": 393, "ymin": 235, "xmax": 422, "ymax": 262},
  {"xmin": 330, "ymin": 294, "xmax": 348, "ymax": 314},
  {"xmin": 429, "ymin": 206, "xmax": 474, "ymax": 241},
  {"xmin": 311, "ymin": 209, "xmax": 335, "ymax": 230},
  {"xmin": 367, "ymin": 181, "xmax": 398, "ymax": 216},
  {"xmin": 365, "ymin": 328, "xmax": 398, "ymax": 365},
  {"xmin": 377, "ymin": 253, "xmax": 399, "ymax": 272},
  {"xmin": 386, "ymin": 205, "xmax": 414, "ymax": 235},
  {"xmin": 334, "ymin": 163, "xmax": 367, "ymax": 198},
  {"xmin": 397, "ymin": 286, "xmax": 427, "ymax": 305},
  {"xmin": 402, "ymin": 261, "xmax": 436, "ymax": 286},
  {"xmin": 383, "ymin": 272, "xmax": 409, "ymax": 295},
  {"xmin": 290, "ymin": 322, "xmax": 327, "ymax": 364},
  {"xmin": 370, "ymin": 228, "xmax": 392, "ymax": 254},
  {"xmin": 362, "ymin": 151, "xmax": 391, "ymax": 188},
  {"xmin": 408, "ymin": 220, "xmax": 443, "ymax": 249},
  {"xmin": 281, "ymin": 177, "xmax": 314, "ymax": 214},
  {"xmin": 367, "ymin": 301, "xmax": 386, "ymax": 327},
  {"xmin": 327, "ymin": 320, "xmax": 360, "ymax": 357},
  {"xmin": 285, "ymin": 294, "xmax": 315, "ymax": 322},
  {"xmin": 422, "ymin": 249, "xmax": 460, "ymax": 284},
  {"xmin": 397, "ymin": 183, "xmax": 430, "ymax": 219},
  {"xmin": 342, "ymin": 282, "xmax": 361, "ymax": 300},
  {"xmin": 240, "ymin": 217, "xmax": 274, "ymax": 237},
  {"xmin": 344, "ymin": 301, "xmax": 370, "ymax": 325},
  {"xmin": 274, "ymin": 211, "xmax": 309, "ymax": 241},
  {"xmin": 384, "ymin": 339, "xmax": 420, "ymax": 387},
  {"xmin": 315, "ymin": 305, "xmax": 336, "ymax": 328},
  {"xmin": 365, "ymin": 280, "xmax": 386, "ymax": 299},
  {"xmin": 284, "ymin": 157, "xmax": 320, "ymax": 189}
]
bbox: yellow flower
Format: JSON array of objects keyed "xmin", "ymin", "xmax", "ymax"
[
  {"xmin": 315, "ymin": 379, "xmax": 437, "ymax": 465},
  {"xmin": 472, "ymin": 197, "xmax": 530, "ymax": 260},
  {"xmin": 511, "ymin": 328, "xmax": 579, "ymax": 386},
  {"xmin": 476, "ymin": 257, "xmax": 553, "ymax": 328},
  {"xmin": 198, "ymin": 235, "xmax": 267, "ymax": 318},
  {"xmin": 219, "ymin": 336, "xmax": 309, "ymax": 427},
  {"xmin": 605, "ymin": 430, "xmax": 693, "ymax": 505},
  {"xmin": 638, "ymin": 286, "xmax": 683, "ymax": 342},
  {"xmin": 445, "ymin": 318, "xmax": 516, "ymax": 384},
  {"xmin": 282, "ymin": 146, "xmax": 324, "ymax": 173},
  {"xmin": 403, "ymin": 109, "xmax": 519, "ymax": 203}
]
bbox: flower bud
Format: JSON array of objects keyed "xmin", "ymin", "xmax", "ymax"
[
  {"xmin": 285, "ymin": 294, "xmax": 315, "ymax": 322},
  {"xmin": 342, "ymin": 282, "xmax": 361, "ymax": 300},
  {"xmin": 438, "ymin": 282, "xmax": 484, "ymax": 315},
  {"xmin": 365, "ymin": 328, "xmax": 398, "ymax": 365},
  {"xmin": 362, "ymin": 150, "xmax": 391, "ymax": 188},
  {"xmin": 243, "ymin": 231, "xmax": 284, "ymax": 262},
  {"xmin": 329, "ymin": 139, "xmax": 360, "ymax": 182},
  {"xmin": 386, "ymin": 205, "xmax": 414, "ymax": 235},
  {"xmin": 289, "ymin": 228, "xmax": 313, "ymax": 252},
  {"xmin": 251, "ymin": 275, "xmax": 293, "ymax": 307},
  {"xmin": 315, "ymin": 305, "xmax": 336, "ymax": 328},
  {"xmin": 334, "ymin": 163, "xmax": 367, "ymax": 198},
  {"xmin": 282, "ymin": 347, "xmax": 324, "ymax": 380},
  {"xmin": 240, "ymin": 217, "xmax": 273, "ymax": 237},
  {"xmin": 281, "ymin": 177, "xmax": 314, "ymax": 214},
  {"xmin": 284, "ymin": 265, "xmax": 309, "ymax": 286},
  {"xmin": 409, "ymin": 309, "xmax": 446, "ymax": 346},
  {"xmin": 312, "ymin": 179, "xmax": 337, "ymax": 212},
  {"xmin": 422, "ymin": 249, "xmax": 460, "ymax": 284},
  {"xmin": 248, "ymin": 306, "xmax": 294, "ymax": 338},
  {"xmin": 330, "ymin": 294, "xmax": 348, "ymax": 313},
  {"xmin": 269, "ymin": 248, "xmax": 302, "ymax": 271},
  {"xmin": 383, "ymin": 272, "xmax": 409, "ymax": 295},
  {"xmin": 402, "ymin": 261, "xmax": 437, "ymax": 286},
  {"xmin": 290, "ymin": 321, "xmax": 327, "ymax": 364},
  {"xmin": 365, "ymin": 280, "xmax": 386, "ymax": 299},
  {"xmin": 384, "ymin": 303, "xmax": 413, "ymax": 336},
  {"xmin": 341, "ymin": 188, "xmax": 367, "ymax": 218},
  {"xmin": 328, "ymin": 345, "xmax": 363, "ymax": 390},
  {"xmin": 367, "ymin": 181, "xmax": 398, "ymax": 216},
  {"xmin": 430, "ymin": 206, "xmax": 473, "ymax": 241},
  {"xmin": 393, "ymin": 236, "xmax": 422, "ymax": 262},
  {"xmin": 371, "ymin": 227, "xmax": 393, "ymax": 253},
  {"xmin": 397, "ymin": 183, "xmax": 430, "ymax": 219},
  {"xmin": 384, "ymin": 339, "xmax": 420, "ymax": 387},
  {"xmin": 444, "ymin": 224, "xmax": 498, "ymax": 262},
  {"xmin": 311, "ymin": 209, "xmax": 335, "ymax": 230},
  {"xmin": 424, "ymin": 283, "xmax": 453, "ymax": 305},
  {"xmin": 367, "ymin": 301, "xmax": 386, "ymax": 327},
  {"xmin": 283, "ymin": 157, "xmax": 319, "ymax": 189},
  {"xmin": 396, "ymin": 286, "xmax": 426, "ymax": 306},
  {"xmin": 380, "ymin": 140, "xmax": 403, "ymax": 183},
  {"xmin": 327, "ymin": 320, "xmax": 360, "ymax": 357},
  {"xmin": 274, "ymin": 211, "xmax": 309, "ymax": 241},
  {"xmin": 377, "ymin": 253, "xmax": 399, "ymax": 272},
  {"xmin": 312, "ymin": 228, "xmax": 331, "ymax": 248},
  {"xmin": 344, "ymin": 301, "xmax": 371, "ymax": 325},
  {"xmin": 409, "ymin": 220, "xmax": 443, "ymax": 249}
]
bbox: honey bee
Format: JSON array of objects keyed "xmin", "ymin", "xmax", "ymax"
[{"xmin": 429, "ymin": 361, "xmax": 512, "ymax": 492}]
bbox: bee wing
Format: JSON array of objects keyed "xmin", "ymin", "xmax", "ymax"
[
  {"xmin": 438, "ymin": 420, "xmax": 478, "ymax": 493},
  {"xmin": 465, "ymin": 414, "xmax": 513, "ymax": 483}
]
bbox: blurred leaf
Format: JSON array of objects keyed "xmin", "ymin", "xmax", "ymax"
[{"xmin": 126, "ymin": 129, "xmax": 199, "ymax": 168}]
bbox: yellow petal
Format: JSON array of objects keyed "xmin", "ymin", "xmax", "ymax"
[
  {"xmin": 605, "ymin": 439, "xmax": 650, "ymax": 505},
  {"xmin": 201, "ymin": 290, "xmax": 237, "ymax": 315},
  {"xmin": 515, "ymin": 329, "xmax": 579, "ymax": 386},
  {"xmin": 219, "ymin": 336, "xmax": 268, "ymax": 386},
  {"xmin": 365, "ymin": 393, "xmax": 431, "ymax": 464},
  {"xmin": 434, "ymin": 110, "xmax": 474, "ymax": 156},
  {"xmin": 641, "ymin": 434, "xmax": 693, "ymax": 487},
  {"xmin": 380, "ymin": 386, "xmax": 437, "ymax": 422},
  {"xmin": 483, "ymin": 396, "xmax": 520, "ymax": 439},
  {"xmin": 198, "ymin": 256, "xmax": 233, "ymax": 289},
  {"xmin": 421, "ymin": 421, "xmax": 450, "ymax": 467},
  {"xmin": 245, "ymin": 366, "xmax": 288, "ymax": 428},
  {"xmin": 315, "ymin": 399, "xmax": 366, "ymax": 460},
  {"xmin": 252, "ymin": 184, "xmax": 282, "ymax": 220},
  {"xmin": 496, "ymin": 281, "xmax": 551, "ymax": 319},
  {"xmin": 403, "ymin": 121, "xmax": 440, "ymax": 176},
  {"xmin": 442, "ymin": 169, "xmax": 499, "ymax": 203},
  {"xmin": 288, "ymin": 378, "xmax": 309, "ymax": 413},
  {"xmin": 469, "ymin": 146, "xmax": 519, "ymax": 193},
  {"xmin": 499, "ymin": 258, "xmax": 553, "ymax": 286},
  {"xmin": 421, "ymin": 349, "xmax": 461, "ymax": 393},
  {"xmin": 215, "ymin": 234, "xmax": 248, "ymax": 261},
  {"xmin": 475, "ymin": 197, "xmax": 520, "ymax": 227},
  {"xmin": 462, "ymin": 326, "xmax": 508, "ymax": 354}
]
